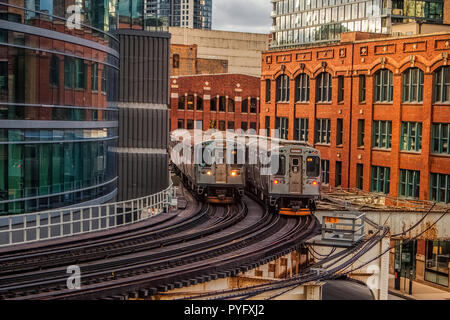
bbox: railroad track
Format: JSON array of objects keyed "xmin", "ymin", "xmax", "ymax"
[{"xmin": 0, "ymin": 195, "xmax": 320, "ymax": 300}]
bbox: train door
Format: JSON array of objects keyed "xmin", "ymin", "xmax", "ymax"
[
  {"xmin": 289, "ymin": 156, "xmax": 302, "ymax": 194},
  {"xmin": 215, "ymin": 147, "xmax": 227, "ymax": 184}
]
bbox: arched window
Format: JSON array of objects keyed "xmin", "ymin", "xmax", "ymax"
[
  {"xmin": 178, "ymin": 96, "xmax": 185, "ymax": 110},
  {"xmin": 227, "ymin": 98, "xmax": 235, "ymax": 112},
  {"xmin": 250, "ymin": 98, "xmax": 258, "ymax": 113},
  {"xmin": 434, "ymin": 66, "xmax": 450, "ymax": 103},
  {"xmin": 403, "ymin": 68, "xmax": 424, "ymax": 103},
  {"xmin": 295, "ymin": 73, "xmax": 309, "ymax": 102},
  {"xmin": 196, "ymin": 96, "xmax": 203, "ymax": 111},
  {"xmin": 276, "ymin": 74, "xmax": 290, "ymax": 102},
  {"xmin": 316, "ymin": 72, "xmax": 332, "ymax": 103},
  {"xmin": 173, "ymin": 54, "xmax": 180, "ymax": 69},
  {"xmin": 210, "ymin": 97, "xmax": 217, "ymax": 111},
  {"xmin": 241, "ymin": 98, "xmax": 248, "ymax": 113},
  {"xmin": 374, "ymin": 69, "xmax": 393, "ymax": 102}
]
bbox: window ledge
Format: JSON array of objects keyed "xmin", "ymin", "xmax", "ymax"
[
  {"xmin": 357, "ymin": 146, "xmax": 365, "ymax": 150},
  {"xmin": 373, "ymin": 102, "xmax": 393, "ymax": 105},
  {"xmin": 430, "ymin": 153, "xmax": 450, "ymax": 158},
  {"xmin": 372, "ymin": 148, "xmax": 392, "ymax": 152},
  {"xmin": 336, "ymin": 144, "xmax": 344, "ymax": 148},
  {"xmin": 401, "ymin": 102, "xmax": 423, "ymax": 106},
  {"xmin": 316, "ymin": 102, "xmax": 332, "ymax": 105},
  {"xmin": 315, "ymin": 143, "xmax": 331, "ymax": 147},
  {"xmin": 400, "ymin": 150, "xmax": 422, "ymax": 155}
]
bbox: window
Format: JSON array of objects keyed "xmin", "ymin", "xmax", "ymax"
[
  {"xmin": 371, "ymin": 166, "xmax": 390, "ymax": 194},
  {"xmin": 372, "ymin": 120, "xmax": 392, "ymax": 149},
  {"xmin": 403, "ymin": 68, "xmax": 424, "ymax": 103},
  {"xmin": 219, "ymin": 120, "xmax": 226, "ymax": 131},
  {"xmin": 241, "ymin": 122, "xmax": 248, "ymax": 132},
  {"xmin": 399, "ymin": 169, "xmax": 420, "ymax": 199},
  {"xmin": 294, "ymin": 118, "xmax": 308, "ymax": 142},
  {"xmin": 210, "ymin": 97, "xmax": 217, "ymax": 111},
  {"xmin": 359, "ymin": 75, "xmax": 366, "ymax": 102},
  {"xmin": 227, "ymin": 121, "xmax": 234, "ymax": 131},
  {"xmin": 50, "ymin": 55, "xmax": 59, "ymax": 87},
  {"xmin": 432, "ymin": 123, "xmax": 450, "ymax": 154},
  {"xmin": 321, "ymin": 159, "xmax": 330, "ymax": 184},
  {"xmin": 173, "ymin": 54, "xmax": 180, "ymax": 69},
  {"xmin": 228, "ymin": 98, "xmax": 235, "ymax": 112},
  {"xmin": 64, "ymin": 57, "xmax": 75, "ymax": 88},
  {"xmin": 186, "ymin": 119, "xmax": 194, "ymax": 129},
  {"xmin": 178, "ymin": 96, "xmax": 185, "ymax": 110},
  {"xmin": 241, "ymin": 98, "xmax": 248, "ymax": 113},
  {"xmin": 336, "ymin": 118, "xmax": 343, "ymax": 146},
  {"xmin": 75, "ymin": 59, "xmax": 86, "ymax": 90},
  {"xmin": 356, "ymin": 163, "xmax": 364, "ymax": 189},
  {"xmin": 425, "ymin": 240, "xmax": 449, "ymax": 287},
  {"xmin": 434, "ymin": 66, "xmax": 450, "ymax": 103},
  {"xmin": 250, "ymin": 98, "xmax": 258, "ymax": 114},
  {"xmin": 197, "ymin": 96, "xmax": 203, "ymax": 111},
  {"xmin": 91, "ymin": 63, "xmax": 98, "ymax": 91},
  {"xmin": 276, "ymin": 155, "xmax": 286, "ymax": 176},
  {"xmin": 316, "ymin": 72, "xmax": 332, "ymax": 103},
  {"xmin": 276, "ymin": 74, "xmax": 290, "ymax": 102},
  {"xmin": 276, "ymin": 117, "xmax": 289, "ymax": 139},
  {"xmin": 335, "ymin": 161, "xmax": 342, "ymax": 187},
  {"xmin": 266, "ymin": 79, "xmax": 271, "ymax": 102},
  {"xmin": 306, "ymin": 156, "xmax": 320, "ymax": 178},
  {"xmin": 219, "ymin": 96, "xmax": 226, "ymax": 112},
  {"xmin": 401, "ymin": 122, "xmax": 422, "ymax": 152},
  {"xmin": 250, "ymin": 122, "xmax": 257, "ymax": 131},
  {"xmin": 265, "ymin": 116, "xmax": 270, "ymax": 136},
  {"xmin": 358, "ymin": 119, "xmax": 365, "ymax": 147},
  {"xmin": 187, "ymin": 95, "xmax": 195, "ymax": 110},
  {"xmin": 101, "ymin": 67, "xmax": 107, "ymax": 94},
  {"xmin": 315, "ymin": 118, "xmax": 331, "ymax": 144},
  {"xmin": 430, "ymin": 173, "xmax": 450, "ymax": 203},
  {"xmin": 295, "ymin": 73, "xmax": 310, "ymax": 102},
  {"xmin": 338, "ymin": 76, "xmax": 344, "ymax": 102},
  {"xmin": 177, "ymin": 119, "xmax": 185, "ymax": 129},
  {"xmin": 374, "ymin": 69, "xmax": 393, "ymax": 102}
]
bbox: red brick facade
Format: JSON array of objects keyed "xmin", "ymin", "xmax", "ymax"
[
  {"xmin": 261, "ymin": 32, "xmax": 450, "ymax": 202},
  {"xmin": 170, "ymin": 74, "xmax": 260, "ymax": 132}
]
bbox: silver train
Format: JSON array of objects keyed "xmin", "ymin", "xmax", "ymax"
[
  {"xmin": 170, "ymin": 130, "xmax": 245, "ymax": 203},
  {"xmin": 244, "ymin": 135, "xmax": 321, "ymax": 216},
  {"xmin": 170, "ymin": 130, "xmax": 321, "ymax": 215}
]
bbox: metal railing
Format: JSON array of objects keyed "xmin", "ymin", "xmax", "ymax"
[{"xmin": 0, "ymin": 185, "xmax": 177, "ymax": 247}]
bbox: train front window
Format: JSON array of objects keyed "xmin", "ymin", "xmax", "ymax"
[
  {"xmin": 306, "ymin": 156, "xmax": 320, "ymax": 177},
  {"xmin": 275, "ymin": 155, "xmax": 286, "ymax": 176}
]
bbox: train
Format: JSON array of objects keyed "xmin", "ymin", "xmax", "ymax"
[
  {"xmin": 169, "ymin": 130, "xmax": 321, "ymax": 216},
  {"xmin": 244, "ymin": 135, "xmax": 321, "ymax": 216},
  {"xmin": 170, "ymin": 130, "xmax": 245, "ymax": 204}
]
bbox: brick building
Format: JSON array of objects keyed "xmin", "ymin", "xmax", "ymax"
[
  {"xmin": 261, "ymin": 31, "xmax": 450, "ymax": 204},
  {"xmin": 170, "ymin": 44, "xmax": 228, "ymax": 77},
  {"xmin": 170, "ymin": 74, "xmax": 260, "ymax": 132}
]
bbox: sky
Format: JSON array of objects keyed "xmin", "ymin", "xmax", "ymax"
[{"xmin": 212, "ymin": 0, "xmax": 272, "ymax": 34}]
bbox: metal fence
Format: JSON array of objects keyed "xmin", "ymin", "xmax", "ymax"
[{"xmin": 0, "ymin": 185, "xmax": 177, "ymax": 247}]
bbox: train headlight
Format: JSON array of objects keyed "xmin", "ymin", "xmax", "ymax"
[
  {"xmin": 230, "ymin": 170, "xmax": 240, "ymax": 177},
  {"xmin": 202, "ymin": 169, "xmax": 213, "ymax": 176},
  {"xmin": 273, "ymin": 179, "xmax": 280, "ymax": 185},
  {"xmin": 312, "ymin": 180, "xmax": 318, "ymax": 186}
]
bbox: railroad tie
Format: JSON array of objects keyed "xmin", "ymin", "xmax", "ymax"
[
  {"xmin": 189, "ymin": 279, "xmax": 198, "ymax": 285},
  {"xmin": 174, "ymin": 282, "xmax": 183, "ymax": 289},
  {"xmin": 157, "ymin": 285, "xmax": 168, "ymax": 292}
]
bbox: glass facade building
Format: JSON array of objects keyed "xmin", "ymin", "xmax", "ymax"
[
  {"xmin": 270, "ymin": 0, "xmax": 444, "ymax": 47},
  {"xmin": 0, "ymin": 0, "xmax": 119, "ymax": 215}
]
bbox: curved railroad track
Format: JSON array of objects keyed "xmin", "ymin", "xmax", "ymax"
[{"xmin": 0, "ymin": 186, "xmax": 320, "ymax": 300}]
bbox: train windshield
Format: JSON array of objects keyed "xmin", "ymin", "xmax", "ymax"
[
  {"xmin": 306, "ymin": 156, "xmax": 320, "ymax": 177},
  {"xmin": 275, "ymin": 155, "xmax": 286, "ymax": 176}
]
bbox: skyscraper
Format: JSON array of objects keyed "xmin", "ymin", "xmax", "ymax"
[
  {"xmin": 270, "ymin": 0, "xmax": 445, "ymax": 48},
  {"xmin": 145, "ymin": 0, "xmax": 212, "ymax": 29}
]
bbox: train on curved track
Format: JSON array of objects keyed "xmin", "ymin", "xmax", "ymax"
[{"xmin": 169, "ymin": 130, "xmax": 321, "ymax": 216}]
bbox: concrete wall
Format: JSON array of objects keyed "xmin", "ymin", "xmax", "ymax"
[{"xmin": 169, "ymin": 27, "xmax": 269, "ymax": 77}]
